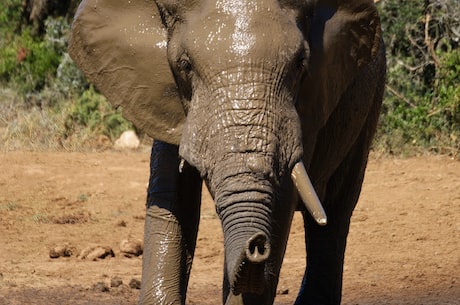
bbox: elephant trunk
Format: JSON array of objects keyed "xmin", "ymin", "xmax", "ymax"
[{"xmin": 213, "ymin": 170, "xmax": 275, "ymax": 295}]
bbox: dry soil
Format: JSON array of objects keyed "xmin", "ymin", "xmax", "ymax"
[{"xmin": 0, "ymin": 151, "xmax": 459, "ymax": 304}]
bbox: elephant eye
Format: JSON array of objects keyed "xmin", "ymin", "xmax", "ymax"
[
  {"xmin": 299, "ymin": 54, "xmax": 308, "ymax": 70},
  {"xmin": 295, "ymin": 46, "xmax": 309, "ymax": 72}
]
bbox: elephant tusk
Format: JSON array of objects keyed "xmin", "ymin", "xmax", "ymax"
[
  {"xmin": 291, "ymin": 162, "xmax": 327, "ymax": 226},
  {"xmin": 179, "ymin": 158, "xmax": 185, "ymax": 173}
]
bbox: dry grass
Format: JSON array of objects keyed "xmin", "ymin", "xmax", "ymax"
[
  {"xmin": 0, "ymin": 89, "xmax": 114, "ymax": 151},
  {"xmin": 1, "ymin": 90, "xmax": 63, "ymax": 151}
]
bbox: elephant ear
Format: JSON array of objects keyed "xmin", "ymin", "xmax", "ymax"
[
  {"xmin": 298, "ymin": 0, "xmax": 383, "ymax": 130},
  {"xmin": 68, "ymin": 0, "xmax": 184, "ymax": 145}
]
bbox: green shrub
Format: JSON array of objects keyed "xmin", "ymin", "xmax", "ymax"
[
  {"xmin": 64, "ymin": 87, "xmax": 133, "ymax": 141},
  {"xmin": 0, "ymin": 0, "xmax": 23, "ymax": 36},
  {"xmin": 54, "ymin": 53, "xmax": 88, "ymax": 96},
  {"xmin": 0, "ymin": 15, "xmax": 84, "ymax": 104},
  {"xmin": 433, "ymin": 49, "xmax": 460, "ymax": 150},
  {"xmin": 0, "ymin": 29, "xmax": 60, "ymax": 99},
  {"xmin": 376, "ymin": 0, "xmax": 460, "ymax": 156},
  {"xmin": 0, "ymin": 2, "xmax": 132, "ymax": 150}
]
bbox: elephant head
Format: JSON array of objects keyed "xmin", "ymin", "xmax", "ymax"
[{"xmin": 69, "ymin": 0, "xmax": 384, "ymax": 303}]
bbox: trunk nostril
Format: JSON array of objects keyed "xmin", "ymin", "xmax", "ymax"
[{"xmin": 245, "ymin": 232, "xmax": 270, "ymax": 263}]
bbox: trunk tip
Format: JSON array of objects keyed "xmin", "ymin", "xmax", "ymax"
[{"xmin": 245, "ymin": 232, "xmax": 270, "ymax": 263}]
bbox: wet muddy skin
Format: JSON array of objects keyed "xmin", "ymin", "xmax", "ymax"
[{"xmin": 69, "ymin": 0, "xmax": 386, "ymax": 304}]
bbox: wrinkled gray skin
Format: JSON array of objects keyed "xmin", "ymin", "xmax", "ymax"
[{"xmin": 140, "ymin": 0, "xmax": 386, "ymax": 304}]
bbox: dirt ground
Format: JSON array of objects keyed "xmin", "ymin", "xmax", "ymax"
[{"xmin": 0, "ymin": 150, "xmax": 458, "ymax": 305}]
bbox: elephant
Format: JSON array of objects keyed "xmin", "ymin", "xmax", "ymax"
[{"xmin": 68, "ymin": 0, "xmax": 386, "ymax": 304}]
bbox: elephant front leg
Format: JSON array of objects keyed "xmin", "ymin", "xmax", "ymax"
[
  {"xmin": 140, "ymin": 206, "xmax": 189, "ymax": 304},
  {"xmin": 295, "ymin": 162, "xmax": 365, "ymax": 305},
  {"xmin": 295, "ymin": 116, "xmax": 378, "ymax": 305},
  {"xmin": 139, "ymin": 141, "xmax": 202, "ymax": 305},
  {"xmin": 295, "ymin": 214, "xmax": 350, "ymax": 305}
]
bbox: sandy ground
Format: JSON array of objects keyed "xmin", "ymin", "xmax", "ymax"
[{"xmin": 0, "ymin": 151, "xmax": 458, "ymax": 304}]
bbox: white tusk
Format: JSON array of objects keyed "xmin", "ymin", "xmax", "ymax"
[{"xmin": 291, "ymin": 162, "xmax": 327, "ymax": 226}]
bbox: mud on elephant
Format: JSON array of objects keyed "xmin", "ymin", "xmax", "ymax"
[{"xmin": 69, "ymin": 0, "xmax": 386, "ymax": 304}]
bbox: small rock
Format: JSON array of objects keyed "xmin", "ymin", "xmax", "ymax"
[
  {"xmin": 114, "ymin": 130, "xmax": 140, "ymax": 150},
  {"xmin": 78, "ymin": 245, "xmax": 115, "ymax": 260},
  {"xmin": 116, "ymin": 220, "xmax": 127, "ymax": 227},
  {"xmin": 119, "ymin": 239, "xmax": 143, "ymax": 257},
  {"xmin": 49, "ymin": 244, "xmax": 74, "ymax": 258},
  {"xmin": 110, "ymin": 277, "xmax": 123, "ymax": 288},
  {"xmin": 276, "ymin": 288, "xmax": 289, "ymax": 295},
  {"xmin": 129, "ymin": 278, "xmax": 141, "ymax": 289},
  {"xmin": 93, "ymin": 282, "xmax": 110, "ymax": 293}
]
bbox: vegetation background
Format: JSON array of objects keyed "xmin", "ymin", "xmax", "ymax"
[{"xmin": 0, "ymin": 0, "xmax": 459, "ymax": 157}]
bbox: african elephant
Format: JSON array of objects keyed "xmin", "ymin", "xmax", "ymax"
[{"xmin": 68, "ymin": 0, "xmax": 385, "ymax": 304}]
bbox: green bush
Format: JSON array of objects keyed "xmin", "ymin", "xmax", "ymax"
[
  {"xmin": 0, "ymin": 29, "xmax": 61, "ymax": 97},
  {"xmin": 0, "ymin": 6, "xmax": 131, "ymax": 149},
  {"xmin": 0, "ymin": 0, "xmax": 23, "ymax": 36},
  {"xmin": 376, "ymin": 0, "xmax": 460, "ymax": 156},
  {"xmin": 0, "ymin": 12, "xmax": 88, "ymax": 101},
  {"xmin": 64, "ymin": 86, "xmax": 133, "ymax": 141}
]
